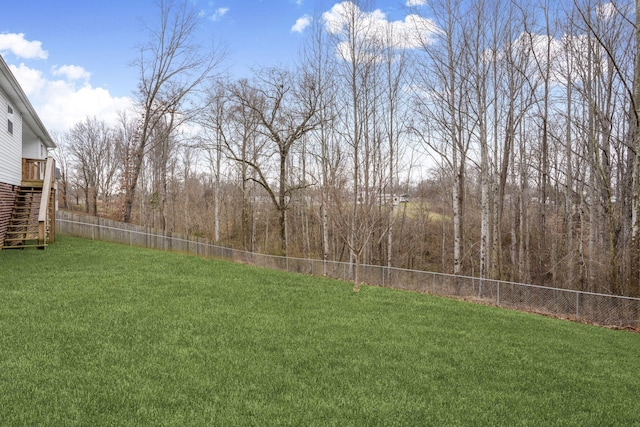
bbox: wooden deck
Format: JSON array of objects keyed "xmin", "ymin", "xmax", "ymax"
[{"xmin": 0, "ymin": 157, "xmax": 56, "ymax": 249}]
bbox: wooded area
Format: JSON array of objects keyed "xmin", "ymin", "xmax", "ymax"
[{"xmin": 53, "ymin": 0, "xmax": 640, "ymax": 296}]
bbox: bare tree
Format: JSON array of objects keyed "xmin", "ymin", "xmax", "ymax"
[
  {"xmin": 632, "ymin": 0, "xmax": 640, "ymax": 296},
  {"xmin": 323, "ymin": 0, "xmax": 391, "ymax": 289},
  {"xmin": 412, "ymin": 0, "xmax": 472, "ymax": 277},
  {"xmin": 571, "ymin": 0, "xmax": 636, "ymax": 294},
  {"xmin": 67, "ymin": 117, "xmax": 118, "ymax": 216},
  {"xmin": 121, "ymin": 0, "xmax": 225, "ymax": 223},
  {"xmin": 50, "ymin": 132, "xmax": 72, "ymax": 210},
  {"xmin": 302, "ymin": 12, "xmax": 342, "ymax": 274},
  {"xmin": 200, "ymin": 80, "xmax": 229, "ymax": 243},
  {"xmin": 148, "ymin": 111, "xmax": 179, "ymax": 231},
  {"xmin": 379, "ymin": 17, "xmax": 410, "ymax": 272},
  {"xmin": 467, "ymin": 0, "xmax": 492, "ymax": 283},
  {"xmin": 224, "ymin": 79, "xmax": 262, "ymax": 251},
  {"xmin": 490, "ymin": 3, "xmax": 536, "ymax": 281},
  {"xmin": 228, "ymin": 68, "xmax": 320, "ymax": 255}
]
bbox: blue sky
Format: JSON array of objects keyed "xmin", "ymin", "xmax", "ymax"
[{"xmin": 0, "ymin": 0, "xmax": 426, "ymax": 133}]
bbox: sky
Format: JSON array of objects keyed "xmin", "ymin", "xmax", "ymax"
[{"xmin": 0, "ymin": 0, "xmax": 428, "ymax": 135}]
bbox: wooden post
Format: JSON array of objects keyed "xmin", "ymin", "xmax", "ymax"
[
  {"xmin": 49, "ymin": 188, "xmax": 56, "ymax": 243},
  {"xmin": 38, "ymin": 157, "xmax": 55, "ymax": 247}
]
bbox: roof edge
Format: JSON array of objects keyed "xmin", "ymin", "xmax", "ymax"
[{"xmin": 0, "ymin": 54, "xmax": 56, "ymax": 149}]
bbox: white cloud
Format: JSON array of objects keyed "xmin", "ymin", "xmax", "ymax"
[
  {"xmin": 322, "ymin": 1, "xmax": 440, "ymax": 55},
  {"xmin": 1, "ymin": 33, "xmax": 133, "ymax": 133},
  {"xmin": 291, "ymin": 15, "xmax": 312, "ymax": 33},
  {"xmin": 52, "ymin": 64, "xmax": 91, "ymax": 82},
  {"xmin": 406, "ymin": 0, "xmax": 427, "ymax": 6},
  {"xmin": 0, "ymin": 33, "xmax": 48, "ymax": 59},
  {"xmin": 7, "ymin": 63, "xmax": 47, "ymax": 94},
  {"xmin": 211, "ymin": 7, "xmax": 229, "ymax": 21},
  {"xmin": 9, "ymin": 62, "xmax": 133, "ymax": 133},
  {"xmin": 40, "ymin": 84, "xmax": 132, "ymax": 132},
  {"xmin": 485, "ymin": 31, "xmax": 590, "ymax": 87},
  {"xmin": 596, "ymin": 2, "xmax": 617, "ymax": 20},
  {"xmin": 391, "ymin": 14, "xmax": 441, "ymax": 49},
  {"xmin": 323, "ymin": 2, "xmax": 361, "ymax": 34}
]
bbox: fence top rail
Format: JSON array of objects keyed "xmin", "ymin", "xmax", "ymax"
[
  {"xmin": 380, "ymin": 265, "xmax": 640, "ymax": 302},
  {"xmin": 56, "ymin": 214, "xmax": 640, "ymax": 303}
]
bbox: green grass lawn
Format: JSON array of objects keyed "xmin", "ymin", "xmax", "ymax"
[{"xmin": 1, "ymin": 236, "xmax": 639, "ymax": 426}]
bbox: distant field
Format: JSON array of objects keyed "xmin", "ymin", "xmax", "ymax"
[
  {"xmin": 1, "ymin": 236, "xmax": 639, "ymax": 426},
  {"xmin": 395, "ymin": 200, "xmax": 448, "ymax": 221}
]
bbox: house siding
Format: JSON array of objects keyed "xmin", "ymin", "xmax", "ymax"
[
  {"xmin": 0, "ymin": 90, "xmax": 22, "ymax": 186},
  {"xmin": 0, "ymin": 182, "xmax": 17, "ymax": 247},
  {"xmin": 22, "ymin": 138, "xmax": 46, "ymax": 159}
]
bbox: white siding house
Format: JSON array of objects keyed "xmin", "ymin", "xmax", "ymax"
[
  {"xmin": 0, "ymin": 54, "xmax": 56, "ymax": 248},
  {"xmin": 0, "ymin": 55, "xmax": 54, "ymax": 182},
  {"xmin": 0, "ymin": 89, "xmax": 23, "ymax": 186}
]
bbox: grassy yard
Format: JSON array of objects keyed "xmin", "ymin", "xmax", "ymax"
[{"xmin": 1, "ymin": 236, "xmax": 639, "ymax": 426}]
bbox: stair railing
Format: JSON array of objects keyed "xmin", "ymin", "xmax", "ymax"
[{"xmin": 38, "ymin": 156, "xmax": 55, "ymax": 246}]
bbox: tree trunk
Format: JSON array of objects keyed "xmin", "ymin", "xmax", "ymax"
[
  {"xmin": 279, "ymin": 148, "xmax": 288, "ymax": 255},
  {"xmin": 630, "ymin": 0, "xmax": 640, "ymax": 296}
]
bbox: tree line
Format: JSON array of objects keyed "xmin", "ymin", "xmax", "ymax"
[{"xmin": 53, "ymin": 0, "xmax": 640, "ymax": 295}]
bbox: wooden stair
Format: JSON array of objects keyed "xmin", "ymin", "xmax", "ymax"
[{"xmin": 3, "ymin": 187, "xmax": 44, "ymax": 249}]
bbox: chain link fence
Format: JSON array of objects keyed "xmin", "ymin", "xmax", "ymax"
[{"xmin": 56, "ymin": 211, "xmax": 640, "ymax": 329}]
